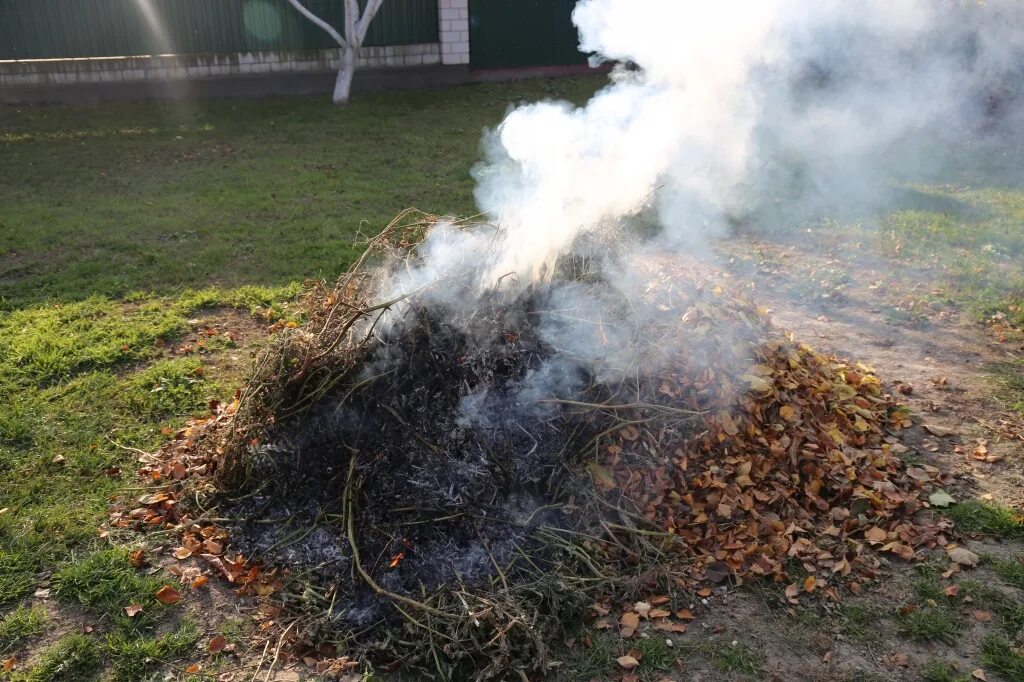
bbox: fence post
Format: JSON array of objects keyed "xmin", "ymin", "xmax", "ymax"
[{"xmin": 437, "ymin": 0, "xmax": 469, "ymax": 65}]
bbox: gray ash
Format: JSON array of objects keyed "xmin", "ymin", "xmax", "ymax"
[{"xmin": 222, "ymin": 284, "xmax": 595, "ymax": 627}]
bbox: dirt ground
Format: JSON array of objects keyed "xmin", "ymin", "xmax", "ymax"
[{"xmin": 624, "ymin": 236, "xmax": 1024, "ymax": 682}]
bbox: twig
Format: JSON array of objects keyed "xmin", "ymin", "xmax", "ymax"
[
  {"xmin": 250, "ymin": 640, "xmax": 270, "ymax": 681},
  {"xmin": 343, "ymin": 456, "xmax": 455, "ymax": 620},
  {"xmin": 104, "ymin": 435, "xmax": 158, "ymax": 460},
  {"xmin": 261, "ymin": 620, "xmax": 296, "ymax": 682},
  {"xmin": 540, "ymin": 398, "xmax": 704, "ymax": 416}
]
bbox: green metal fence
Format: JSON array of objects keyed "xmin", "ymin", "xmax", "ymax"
[
  {"xmin": 468, "ymin": 0, "xmax": 585, "ymax": 70},
  {"xmin": 0, "ymin": 0, "xmax": 439, "ymax": 60}
]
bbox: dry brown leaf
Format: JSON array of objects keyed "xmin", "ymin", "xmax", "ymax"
[
  {"xmin": 129, "ymin": 548, "xmax": 146, "ymax": 568},
  {"xmin": 923, "ymin": 423, "xmax": 955, "ymax": 437},
  {"xmin": 804, "ymin": 576, "xmax": 817, "ymax": 593},
  {"xmin": 616, "ymin": 655, "xmax": 640, "ymax": 670},
  {"xmin": 785, "ymin": 583, "xmax": 800, "ymax": 602},
  {"xmin": 717, "ymin": 410, "xmax": 739, "ymax": 436},
  {"xmin": 620, "ymin": 611, "xmax": 640, "ymax": 636},
  {"xmin": 947, "ymin": 546, "xmax": 980, "ymax": 567},
  {"xmin": 972, "ymin": 669, "xmax": 987, "ymax": 681},
  {"xmin": 208, "ymin": 635, "xmax": 228, "ymax": 654},
  {"xmin": 185, "ymin": 663, "xmax": 202, "ymax": 674},
  {"xmin": 864, "ymin": 526, "xmax": 888, "ymax": 545},
  {"xmin": 173, "ymin": 547, "xmax": 192, "ymax": 560},
  {"xmin": 125, "ymin": 604, "xmax": 143, "ymax": 617},
  {"xmin": 3, "ymin": 656, "xmax": 17, "ymax": 672},
  {"xmin": 155, "ymin": 585, "xmax": 181, "ymax": 605}
]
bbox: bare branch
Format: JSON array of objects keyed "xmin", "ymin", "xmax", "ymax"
[
  {"xmin": 286, "ymin": 0, "xmax": 346, "ymax": 48},
  {"xmin": 356, "ymin": 0, "xmax": 386, "ymax": 46}
]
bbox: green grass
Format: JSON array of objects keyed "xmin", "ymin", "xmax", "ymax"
[
  {"xmin": 897, "ymin": 605, "xmax": 962, "ymax": 645},
  {"xmin": 987, "ymin": 555, "xmax": 1024, "ymax": 590},
  {"xmin": 104, "ymin": 620, "xmax": 199, "ymax": 682},
  {"xmin": 980, "ymin": 635, "xmax": 1024, "ymax": 680},
  {"xmin": 989, "ymin": 359, "xmax": 1024, "ymax": 416},
  {"xmin": 0, "ymin": 78, "xmax": 603, "ymax": 310},
  {"xmin": 955, "ymin": 578, "xmax": 1024, "ymax": 637},
  {"xmin": 0, "ymin": 606, "xmax": 48, "ymax": 656},
  {"xmin": 10, "ymin": 633, "xmax": 102, "ymax": 682},
  {"xmin": 706, "ymin": 641, "xmax": 764, "ymax": 677},
  {"xmin": 53, "ymin": 548, "xmax": 163, "ymax": 615},
  {"xmin": 946, "ymin": 501, "xmax": 1024, "ymax": 539},
  {"xmin": 838, "ymin": 604, "xmax": 884, "ymax": 644},
  {"xmin": 0, "ymin": 76, "xmax": 603, "ymax": 679},
  {"xmin": 920, "ymin": 659, "xmax": 971, "ymax": 682}
]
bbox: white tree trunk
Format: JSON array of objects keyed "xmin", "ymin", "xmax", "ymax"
[
  {"xmin": 333, "ymin": 45, "xmax": 357, "ymax": 106},
  {"xmin": 287, "ymin": 0, "xmax": 386, "ymax": 106}
]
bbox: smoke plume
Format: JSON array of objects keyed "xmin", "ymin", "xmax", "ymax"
[
  {"xmin": 465, "ymin": 0, "xmax": 1024, "ymax": 282},
  {"xmin": 371, "ymin": 0, "xmax": 1024, "ymax": 416}
]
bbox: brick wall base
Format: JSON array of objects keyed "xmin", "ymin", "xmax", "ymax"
[{"xmin": 0, "ymin": 44, "xmax": 441, "ymax": 88}]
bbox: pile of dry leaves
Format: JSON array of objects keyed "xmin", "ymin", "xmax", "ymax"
[{"xmin": 109, "ymin": 219, "xmax": 952, "ymax": 677}]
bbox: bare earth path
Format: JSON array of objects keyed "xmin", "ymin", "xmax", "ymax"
[{"xmin": 639, "ymin": 237, "xmax": 1024, "ymax": 682}]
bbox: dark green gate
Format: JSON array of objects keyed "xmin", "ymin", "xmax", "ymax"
[{"xmin": 468, "ymin": 0, "xmax": 587, "ymax": 70}]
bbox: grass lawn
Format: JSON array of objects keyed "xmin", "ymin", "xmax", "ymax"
[
  {"xmin": 0, "ymin": 77, "xmax": 601, "ymax": 309},
  {"xmin": 1, "ymin": 76, "xmax": 1023, "ymax": 679}
]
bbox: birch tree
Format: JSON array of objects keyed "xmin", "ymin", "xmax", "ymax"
[{"xmin": 287, "ymin": 0, "xmax": 385, "ymax": 105}]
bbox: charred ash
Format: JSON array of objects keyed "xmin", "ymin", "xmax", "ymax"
[{"xmin": 224, "ymin": 279, "xmax": 603, "ymax": 627}]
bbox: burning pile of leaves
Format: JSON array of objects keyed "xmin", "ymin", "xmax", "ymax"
[{"xmin": 114, "ymin": 215, "xmax": 948, "ymax": 678}]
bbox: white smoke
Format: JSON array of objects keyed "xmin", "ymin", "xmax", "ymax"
[
  {"xmin": 369, "ymin": 0, "xmax": 1024, "ymax": 414},
  {"xmin": 465, "ymin": 0, "xmax": 1024, "ymax": 283}
]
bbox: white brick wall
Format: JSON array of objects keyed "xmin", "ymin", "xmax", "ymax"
[
  {"xmin": 0, "ymin": 44, "xmax": 444, "ymax": 87},
  {"xmin": 438, "ymin": 0, "xmax": 470, "ymax": 65}
]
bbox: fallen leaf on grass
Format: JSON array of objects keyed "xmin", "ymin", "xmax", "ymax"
[
  {"xmin": 191, "ymin": 575, "xmax": 209, "ymax": 589},
  {"xmin": 972, "ymin": 610, "xmax": 993, "ymax": 622},
  {"xmin": 885, "ymin": 653, "xmax": 909, "ymax": 668},
  {"xmin": 129, "ymin": 548, "xmax": 146, "ymax": 567},
  {"xmin": 675, "ymin": 609, "xmax": 695, "ymax": 620},
  {"xmin": 208, "ymin": 635, "xmax": 227, "ymax": 654},
  {"xmin": 125, "ymin": 604, "xmax": 143, "ymax": 617},
  {"xmin": 804, "ymin": 576, "xmax": 817, "ymax": 593},
  {"xmin": 616, "ymin": 655, "xmax": 640, "ymax": 670},
  {"xmin": 173, "ymin": 547, "xmax": 192, "ymax": 560},
  {"xmin": 947, "ymin": 546, "xmax": 980, "ymax": 567},
  {"xmin": 3, "ymin": 657, "xmax": 17, "ymax": 672},
  {"xmin": 185, "ymin": 663, "xmax": 202, "ymax": 674},
  {"xmin": 972, "ymin": 669, "xmax": 987, "ymax": 681},
  {"xmin": 155, "ymin": 585, "xmax": 181, "ymax": 605},
  {"xmin": 944, "ymin": 584, "xmax": 960, "ymax": 597},
  {"xmin": 633, "ymin": 601, "xmax": 651, "ymax": 618},
  {"xmin": 620, "ymin": 612, "xmax": 639, "ymax": 637},
  {"xmin": 929, "ymin": 491, "xmax": 955, "ymax": 507}
]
